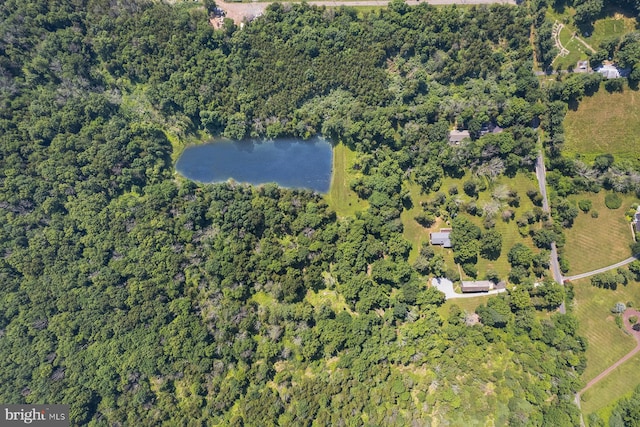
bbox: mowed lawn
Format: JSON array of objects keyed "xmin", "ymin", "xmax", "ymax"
[
  {"xmin": 325, "ymin": 143, "xmax": 368, "ymax": 217},
  {"xmin": 564, "ymin": 86, "xmax": 640, "ymax": 161},
  {"xmin": 563, "ymin": 191, "xmax": 636, "ymax": 275},
  {"xmin": 573, "ymin": 278, "xmax": 640, "ymax": 414},
  {"xmin": 554, "ymin": 25, "xmax": 590, "ymax": 70}
]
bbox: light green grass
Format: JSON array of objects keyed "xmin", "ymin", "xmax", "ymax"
[
  {"xmin": 584, "ymin": 15, "xmax": 637, "ymax": 50},
  {"xmin": 402, "ymin": 181, "xmax": 435, "ymax": 264},
  {"xmin": 325, "ymin": 143, "xmax": 368, "ymax": 217},
  {"xmin": 563, "ymin": 192, "xmax": 636, "ymax": 275},
  {"xmin": 553, "ymin": 25, "xmax": 590, "ymax": 70},
  {"xmin": 305, "ymin": 288, "xmax": 355, "ymax": 315},
  {"xmin": 583, "ymin": 352, "xmax": 640, "ymax": 417},
  {"xmin": 573, "ymin": 278, "xmax": 640, "ymax": 414},
  {"xmin": 564, "ymin": 84, "xmax": 640, "ymax": 163},
  {"xmin": 439, "ymin": 295, "xmax": 493, "ymax": 319}
]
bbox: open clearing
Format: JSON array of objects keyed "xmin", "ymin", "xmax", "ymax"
[
  {"xmin": 584, "ymin": 14, "xmax": 637, "ymax": 50},
  {"xmin": 326, "ymin": 143, "xmax": 368, "ymax": 217},
  {"xmin": 562, "ymin": 191, "xmax": 636, "ymax": 275},
  {"xmin": 564, "ymin": 85, "xmax": 640, "ymax": 162},
  {"xmin": 574, "ymin": 278, "xmax": 640, "ymax": 414}
]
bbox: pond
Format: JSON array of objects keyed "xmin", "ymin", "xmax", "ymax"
[{"xmin": 175, "ymin": 137, "xmax": 333, "ymax": 193}]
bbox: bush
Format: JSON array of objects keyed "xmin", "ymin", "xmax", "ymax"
[
  {"xmin": 414, "ymin": 212, "xmax": 435, "ymax": 227},
  {"xmin": 578, "ymin": 199, "xmax": 592, "ymax": 213},
  {"xmin": 591, "ymin": 210, "xmax": 599, "ymax": 218},
  {"xmin": 605, "ymin": 193, "xmax": 622, "ymax": 209},
  {"xmin": 630, "ymin": 316, "xmax": 638, "ymax": 325}
]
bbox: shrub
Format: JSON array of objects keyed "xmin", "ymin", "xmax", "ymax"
[
  {"xmin": 414, "ymin": 212, "xmax": 435, "ymax": 227},
  {"xmin": 615, "ymin": 315, "xmax": 624, "ymax": 329},
  {"xmin": 578, "ymin": 199, "xmax": 592, "ymax": 213},
  {"xmin": 630, "ymin": 316, "xmax": 638, "ymax": 325},
  {"xmin": 605, "ymin": 193, "xmax": 622, "ymax": 209},
  {"xmin": 591, "ymin": 210, "xmax": 599, "ymax": 218}
]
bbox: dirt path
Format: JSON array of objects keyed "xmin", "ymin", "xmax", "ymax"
[
  {"xmin": 580, "ymin": 310, "xmax": 640, "ymax": 395},
  {"xmin": 216, "ymin": 0, "xmax": 516, "ymax": 24}
]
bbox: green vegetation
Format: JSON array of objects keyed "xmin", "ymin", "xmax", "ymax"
[
  {"xmin": 563, "ymin": 192, "xmax": 636, "ymax": 274},
  {"xmin": 554, "ymin": 25, "xmax": 591, "ymax": 70},
  {"xmin": 564, "ymin": 83, "xmax": 640, "ymax": 161},
  {"xmin": 7, "ymin": 0, "xmax": 640, "ymax": 423},
  {"xmin": 326, "ymin": 143, "xmax": 368, "ymax": 217},
  {"xmin": 574, "ymin": 278, "xmax": 640, "ymax": 416},
  {"xmin": 584, "ymin": 14, "xmax": 637, "ymax": 50}
]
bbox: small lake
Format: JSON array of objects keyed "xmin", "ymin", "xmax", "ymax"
[{"xmin": 175, "ymin": 137, "xmax": 333, "ymax": 193}]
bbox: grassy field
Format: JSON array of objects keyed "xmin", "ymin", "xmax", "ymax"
[
  {"xmin": 563, "ymin": 191, "xmax": 636, "ymax": 275},
  {"xmin": 584, "ymin": 14, "xmax": 637, "ymax": 50},
  {"xmin": 325, "ymin": 143, "xmax": 368, "ymax": 217},
  {"xmin": 564, "ymin": 84, "xmax": 640, "ymax": 162},
  {"xmin": 573, "ymin": 278, "xmax": 640, "ymax": 414}
]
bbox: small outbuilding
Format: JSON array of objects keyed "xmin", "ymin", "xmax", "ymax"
[
  {"xmin": 430, "ymin": 229, "xmax": 452, "ymax": 248},
  {"xmin": 461, "ymin": 281, "xmax": 492, "ymax": 293}
]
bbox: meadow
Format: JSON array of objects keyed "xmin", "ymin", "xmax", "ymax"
[
  {"xmin": 562, "ymin": 191, "xmax": 637, "ymax": 275},
  {"xmin": 564, "ymin": 84, "xmax": 640, "ymax": 162},
  {"xmin": 573, "ymin": 278, "xmax": 640, "ymax": 414},
  {"xmin": 326, "ymin": 143, "xmax": 368, "ymax": 217}
]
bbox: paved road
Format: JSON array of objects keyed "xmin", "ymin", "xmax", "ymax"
[
  {"xmin": 580, "ymin": 310, "xmax": 640, "ymax": 395},
  {"xmin": 564, "ymin": 255, "xmax": 640, "ymax": 281},
  {"xmin": 216, "ymin": 0, "xmax": 516, "ymax": 23}
]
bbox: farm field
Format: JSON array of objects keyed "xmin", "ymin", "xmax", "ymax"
[
  {"xmin": 573, "ymin": 279, "xmax": 640, "ymax": 414},
  {"xmin": 326, "ymin": 143, "xmax": 368, "ymax": 217},
  {"xmin": 562, "ymin": 191, "xmax": 636, "ymax": 275},
  {"xmin": 564, "ymin": 84, "xmax": 640, "ymax": 163}
]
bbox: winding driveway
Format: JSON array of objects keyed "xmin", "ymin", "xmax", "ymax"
[
  {"xmin": 580, "ymin": 310, "xmax": 640, "ymax": 395},
  {"xmin": 564, "ymin": 256, "xmax": 640, "ymax": 282}
]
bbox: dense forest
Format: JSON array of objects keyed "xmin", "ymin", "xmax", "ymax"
[{"xmin": 3, "ymin": 0, "xmax": 637, "ymax": 424}]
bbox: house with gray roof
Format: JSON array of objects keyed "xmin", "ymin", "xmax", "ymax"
[{"xmin": 430, "ymin": 229, "xmax": 452, "ymax": 248}]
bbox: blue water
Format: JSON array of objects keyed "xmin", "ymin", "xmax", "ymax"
[{"xmin": 175, "ymin": 138, "xmax": 333, "ymax": 193}]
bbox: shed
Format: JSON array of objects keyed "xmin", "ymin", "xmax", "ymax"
[
  {"xmin": 461, "ymin": 281, "xmax": 492, "ymax": 293},
  {"xmin": 430, "ymin": 229, "xmax": 452, "ymax": 248}
]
